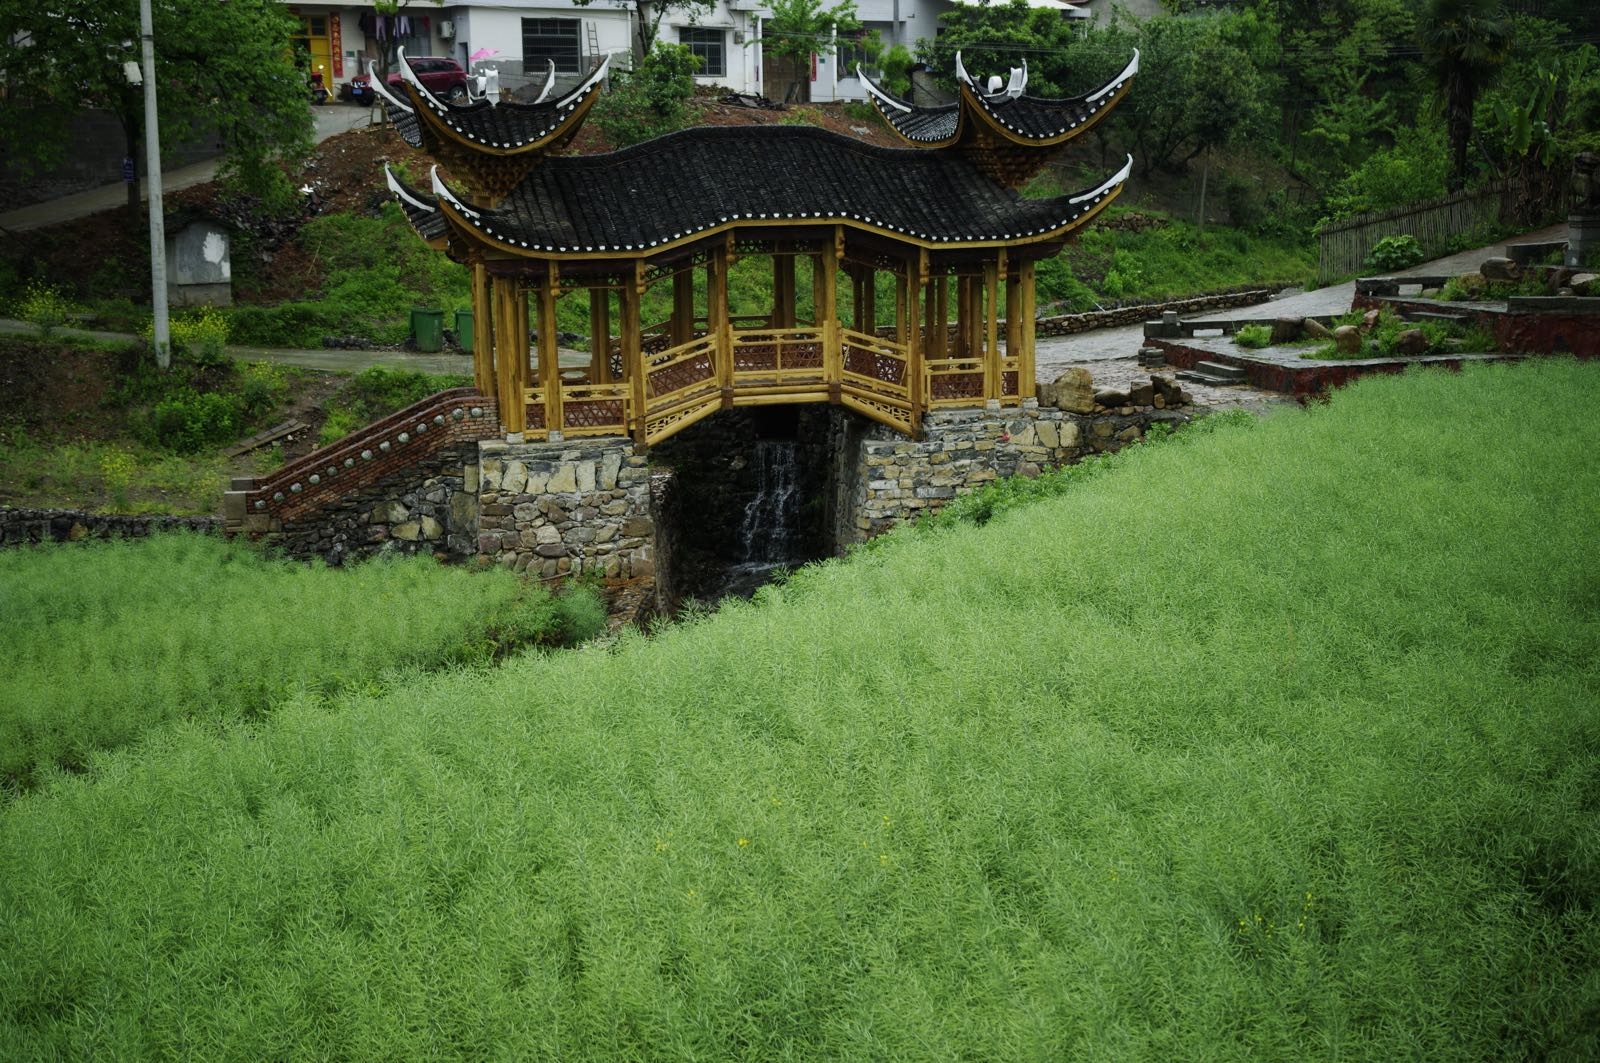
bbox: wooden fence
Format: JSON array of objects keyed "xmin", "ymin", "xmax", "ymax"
[{"xmin": 1316, "ymin": 184, "xmax": 1506, "ymax": 284}]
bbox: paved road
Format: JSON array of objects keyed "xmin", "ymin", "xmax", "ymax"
[{"xmin": 0, "ymin": 103, "xmax": 377, "ymax": 234}]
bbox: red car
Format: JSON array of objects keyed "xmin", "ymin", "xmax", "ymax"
[{"xmin": 386, "ymin": 56, "xmax": 469, "ymax": 103}]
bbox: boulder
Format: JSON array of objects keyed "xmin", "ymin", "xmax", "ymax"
[
  {"xmin": 1481, "ymin": 257, "xmax": 1522, "ymax": 282},
  {"xmin": 1452, "ymin": 273, "xmax": 1488, "ymax": 298},
  {"xmin": 1093, "ymin": 388, "xmax": 1130, "ymax": 408},
  {"xmin": 1151, "ymin": 375, "xmax": 1182, "ymax": 405},
  {"xmin": 1049, "ymin": 367, "xmax": 1096, "ymax": 414},
  {"xmin": 1271, "ymin": 316, "xmax": 1302, "ymax": 343},
  {"xmin": 1302, "ymin": 317, "xmax": 1332, "ymax": 339},
  {"xmin": 1570, "ymin": 272, "xmax": 1599, "ymax": 296},
  {"xmin": 1128, "ymin": 380, "xmax": 1155, "ymax": 406},
  {"xmin": 1333, "ymin": 325, "xmax": 1362, "ymax": 356},
  {"xmin": 1395, "ymin": 328, "xmax": 1431, "ymax": 356},
  {"xmin": 1360, "ymin": 309, "xmax": 1382, "ymax": 331}
]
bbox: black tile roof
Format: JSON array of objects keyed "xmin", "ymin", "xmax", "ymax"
[
  {"xmin": 862, "ymin": 52, "xmax": 1138, "ymax": 147},
  {"xmin": 433, "ymin": 125, "xmax": 1127, "ymax": 253},
  {"xmin": 386, "ymin": 170, "xmax": 447, "ymax": 242},
  {"xmin": 409, "ymin": 78, "xmax": 602, "ymax": 151},
  {"xmin": 384, "ymin": 98, "xmax": 423, "ymax": 148}
]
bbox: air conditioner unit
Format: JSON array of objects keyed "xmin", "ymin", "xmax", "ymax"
[{"xmin": 439, "ymin": 20, "xmax": 454, "ymax": 38}]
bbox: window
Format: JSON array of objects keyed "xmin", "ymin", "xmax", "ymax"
[
  {"xmin": 523, "ymin": 18, "xmax": 581, "ymax": 74},
  {"xmin": 680, "ymin": 27, "xmax": 726, "ymax": 78}
]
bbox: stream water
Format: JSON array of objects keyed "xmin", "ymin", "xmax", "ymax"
[{"xmin": 718, "ymin": 440, "xmax": 804, "ymax": 598}]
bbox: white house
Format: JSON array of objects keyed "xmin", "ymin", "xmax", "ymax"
[{"xmin": 277, "ymin": 0, "xmax": 1000, "ymax": 104}]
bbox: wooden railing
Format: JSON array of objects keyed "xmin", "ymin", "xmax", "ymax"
[
  {"xmin": 840, "ymin": 328, "xmax": 909, "ymax": 401},
  {"xmin": 559, "ymin": 381, "xmax": 630, "ymax": 437},
  {"xmin": 926, "ymin": 357, "xmax": 986, "ymax": 406},
  {"xmin": 646, "ymin": 335, "xmax": 719, "ymax": 405},
  {"xmin": 730, "ymin": 327, "xmax": 826, "ymax": 385}
]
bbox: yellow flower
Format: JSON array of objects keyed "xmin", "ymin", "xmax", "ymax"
[
  {"xmin": 879, "ymin": 854, "xmax": 890, "ymax": 866},
  {"xmin": 737, "ymin": 837, "xmax": 749, "ymax": 848},
  {"xmin": 654, "ymin": 839, "xmax": 669, "ymax": 853}
]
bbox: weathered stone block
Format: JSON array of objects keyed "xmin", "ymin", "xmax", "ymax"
[
  {"xmin": 501, "ymin": 460, "xmax": 527, "ymax": 495},
  {"xmin": 371, "ymin": 500, "xmax": 409, "ymax": 525},
  {"xmin": 546, "ymin": 465, "xmax": 578, "ymax": 493},
  {"xmin": 420, "ymin": 516, "xmax": 444, "ymax": 540},
  {"xmin": 576, "ymin": 460, "xmax": 596, "ymax": 493},
  {"xmin": 393, "ymin": 521, "xmax": 422, "ymax": 541},
  {"xmin": 1333, "ymin": 325, "xmax": 1362, "ymax": 355},
  {"xmin": 600, "ymin": 451, "xmax": 622, "ymax": 490}
]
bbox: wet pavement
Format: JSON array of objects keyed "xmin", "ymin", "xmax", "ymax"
[{"xmin": 1033, "ymin": 222, "xmax": 1569, "ymax": 415}]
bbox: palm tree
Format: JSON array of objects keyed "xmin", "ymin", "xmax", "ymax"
[{"xmin": 1418, "ymin": 0, "xmax": 1514, "ymax": 192}]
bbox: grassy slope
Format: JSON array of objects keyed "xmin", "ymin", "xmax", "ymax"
[
  {"xmin": 0, "ymin": 537, "xmax": 569, "ymax": 792},
  {"xmin": 3, "ymin": 360, "xmax": 1598, "ymax": 1058}
]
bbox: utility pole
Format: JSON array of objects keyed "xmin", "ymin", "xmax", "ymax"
[{"xmin": 139, "ymin": 0, "xmax": 170, "ymax": 369}]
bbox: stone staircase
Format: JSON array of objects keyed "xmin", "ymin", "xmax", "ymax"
[
  {"xmin": 1176, "ymin": 360, "xmax": 1248, "ymax": 387},
  {"xmin": 224, "ymin": 387, "xmax": 500, "ymax": 532}
]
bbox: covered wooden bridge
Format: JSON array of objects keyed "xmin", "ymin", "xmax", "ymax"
[{"xmin": 378, "ymin": 49, "xmax": 1138, "ymax": 446}]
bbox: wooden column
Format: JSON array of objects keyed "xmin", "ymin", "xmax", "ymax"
[
  {"xmin": 623, "ymin": 262, "xmax": 646, "ymax": 445},
  {"xmin": 931, "ymin": 273, "xmax": 948, "ymax": 359},
  {"xmin": 953, "ymin": 276, "xmax": 970, "ymax": 358},
  {"xmin": 492, "ymin": 277, "xmax": 526, "ymax": 435},
  {"xmin": 773, "ymin": 251, "xmax": 796, "ymax": 329},
  {"xmin": 850, "ymin": 269, "xmax": 864, "ymax": 332},
  {"xmin": 810, "ymin": 251, "xmax": 825, "ymax": 327},
  {"xmin": 862, "ymin": 269, "xmax": 877, "ymax": 334},
  {"xmin": 710, "ymin": 239, "xmax": 733, "ymax": 397},
  {"xmin": 472, "ymin": 262, "xmax": 495, "ymax": 398},
  {"xmin": 821, "ymin": 226, "xmax": 841, "ymax": 390},
  {"xmin": 909, "ymin": 249, "xmax": 927, "ymax": 431},
  {"xmin": 589, "ymin": 287, "xmax": 611, "ymax": 383},
  {"xmin": 1019, "ymin": 260, "xmax": 1037, "ymax": 400},
  {"xmin": 1005, "ymin": 262, "xmax": 1023, "ymax": 368},
  {"xmin": 894, "ymin": 267, "xmax": 907, "ymax": 343},
  {"xmin": 672, "ymin": 267, "xmax": 695, "ymax": 345},
  {"xmin": 984, "ymin": 256, "xmax": 1001, "ymax": 401},
  {"xmin": 539, "ymin": 265, "xmax": 562, "ymax": 435}
]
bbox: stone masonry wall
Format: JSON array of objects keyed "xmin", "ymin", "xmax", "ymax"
[
  {"xmin": 477, "ymin": 438, "xmax": 655, "ymax": 579},
  {"xmin": 843, "ymin": 402, "xmax": 1188, "ymax": 542},
  {"xmin": 0, "ymin": 508, "xmax": 221, "ymax": 548},
  {"xmin": 268, "ymin": 442, "xmax": 480, "ymax": 563}
]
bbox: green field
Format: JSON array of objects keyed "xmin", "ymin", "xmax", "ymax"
[{"xmin": 2, "ymin": 360, "xmax": 1597, "ymax": 1059}]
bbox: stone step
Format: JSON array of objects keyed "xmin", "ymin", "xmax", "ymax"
[
  {"xmin": 1402, "ymin": 310, "xmax": 1471, "ymax": 325},
  {"xmin": 1189, "ymin": 360, "xmax": 1246, "ymax": 382},
  {"xmin": 1177, "ymin": 368, "xmax": 1244, "ymax": 387}
]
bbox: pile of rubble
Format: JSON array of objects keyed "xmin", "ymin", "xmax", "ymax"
[{"xmin": 1037, "ymin": 367, "xmax": 1194, "ymax": 414}]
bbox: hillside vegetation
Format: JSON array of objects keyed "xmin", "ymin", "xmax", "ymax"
[{"xmin": 2, "ymin": 359, "xmax": 1596, "ymax": 1058}]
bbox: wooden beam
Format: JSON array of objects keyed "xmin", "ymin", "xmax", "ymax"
[
  {"xmin": 711, "ymin": 238, "xmax": 733, "ymax": 396},
  {"xmin": 672, "ymin": 267, "xmax": 694, "ymax": 346},
  {"xmin": 909, "ymin": 249, "xmax": 928, "ymax": 434},
  {"xmin": 1019, "ymin": 259, "xmax": 1037, "ymax": 400},
  {"xmin": 985, "ymin": 255, "xmax": 1001, "ymax": 400},
  {"xmin": 624, "ymin": 262, "xmax": 646, "ymax": 446},
  {"xmin": 773, "ymin": 251, "xmax": 796, "ymax": 329},
  {"xmin": 539, "ymin": 265, "xmax": 562, "ymax": 435},
  {"xmin": 472, "ymin": 261, "xmax": 495, "ymax": 398},
  {"xmin": 589, "ymin": 286, "xmax": 611, "ymax": 384},
  {"xmin": 821, "ymin": 226, "xmax": 841, "ymax": 389},
  {"xmin": 493, "ymin": 278, "xmax": 525, "ymax": 435}
]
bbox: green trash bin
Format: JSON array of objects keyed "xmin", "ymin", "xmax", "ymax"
[
  {"xmin": 410, "ymin": 308, "xmax": 444, "ymax": 353},
  {"xmin": 454, "ymin": 308, "xmax": 475, "ymax": 354}
]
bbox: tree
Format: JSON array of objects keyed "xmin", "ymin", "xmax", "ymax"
[
  {"xmin": 570, "ymin": 0, "xmax": 716, "ymax": 57},
  {"xmin": 0, "ymin": 0, "xmax": 313, "ymax": 214},
  {"xmin": 1417, "ymin": 0, "xmax": 1515, "ymax": 191},
  {"xmin": 762, "ymin": 0, "xmax": 861, "ymax": 103}
]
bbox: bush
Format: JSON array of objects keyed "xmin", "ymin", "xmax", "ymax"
[
  {"xmin": 1234, "ymin": 323, "xmax": 1272, "ymax": 348},
  {"xmin": 17, "ymin": 283, "xmax": 74, "ymax": 337},
  {"xmin": 592, "ymin": 43, "xmax": 701, "ymax": 148},
  {"xmin": 167, "ymin": 307, "xmax": 230, "ymax": 366},
  {"xmin": 148, "ymin": 389, "xmax": 244, "ymax": 454},
  {"xmin": 1363, "ymin": 234, "xmax": 1425, "ymax": 272}
]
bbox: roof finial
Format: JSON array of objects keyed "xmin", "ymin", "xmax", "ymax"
[
  {"xmin": 430, "ymin": 165, "xmax": 481, "ymax": 218},
  {"xmin": 954, "ymin": 51, "xmax": 973, "ymax": 88}
]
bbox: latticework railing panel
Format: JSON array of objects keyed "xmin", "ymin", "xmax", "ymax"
[{"xmin": 927, "ymin": 358, "xmax": 985, "ymax": 405}]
